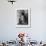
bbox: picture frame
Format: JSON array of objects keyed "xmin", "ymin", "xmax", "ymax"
[{"xmin": 16, "ymin": 8, "xmax": 31, "ymax": 28}]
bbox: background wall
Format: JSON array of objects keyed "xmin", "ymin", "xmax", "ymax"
[{"xmin": 0, "ymin": 0, "xmax": 46, "ymax": 42}]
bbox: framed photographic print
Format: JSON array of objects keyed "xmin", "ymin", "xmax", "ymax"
[{"xmin": 16, "ymin": 8, "xmax": 31, "ymax": 28}]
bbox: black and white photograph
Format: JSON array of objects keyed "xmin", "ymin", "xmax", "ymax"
[
  {"xmin": 16, "ymin": 8, "xmax": 31, "ymax": 28},
  {"xmin": 17, "ymin": 9, "xmax": 28, "ymax": 25}
]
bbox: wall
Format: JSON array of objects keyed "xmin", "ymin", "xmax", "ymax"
[{"xmin": 0, "ymin": 0, "xmax": 46, "ymax": 42}]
